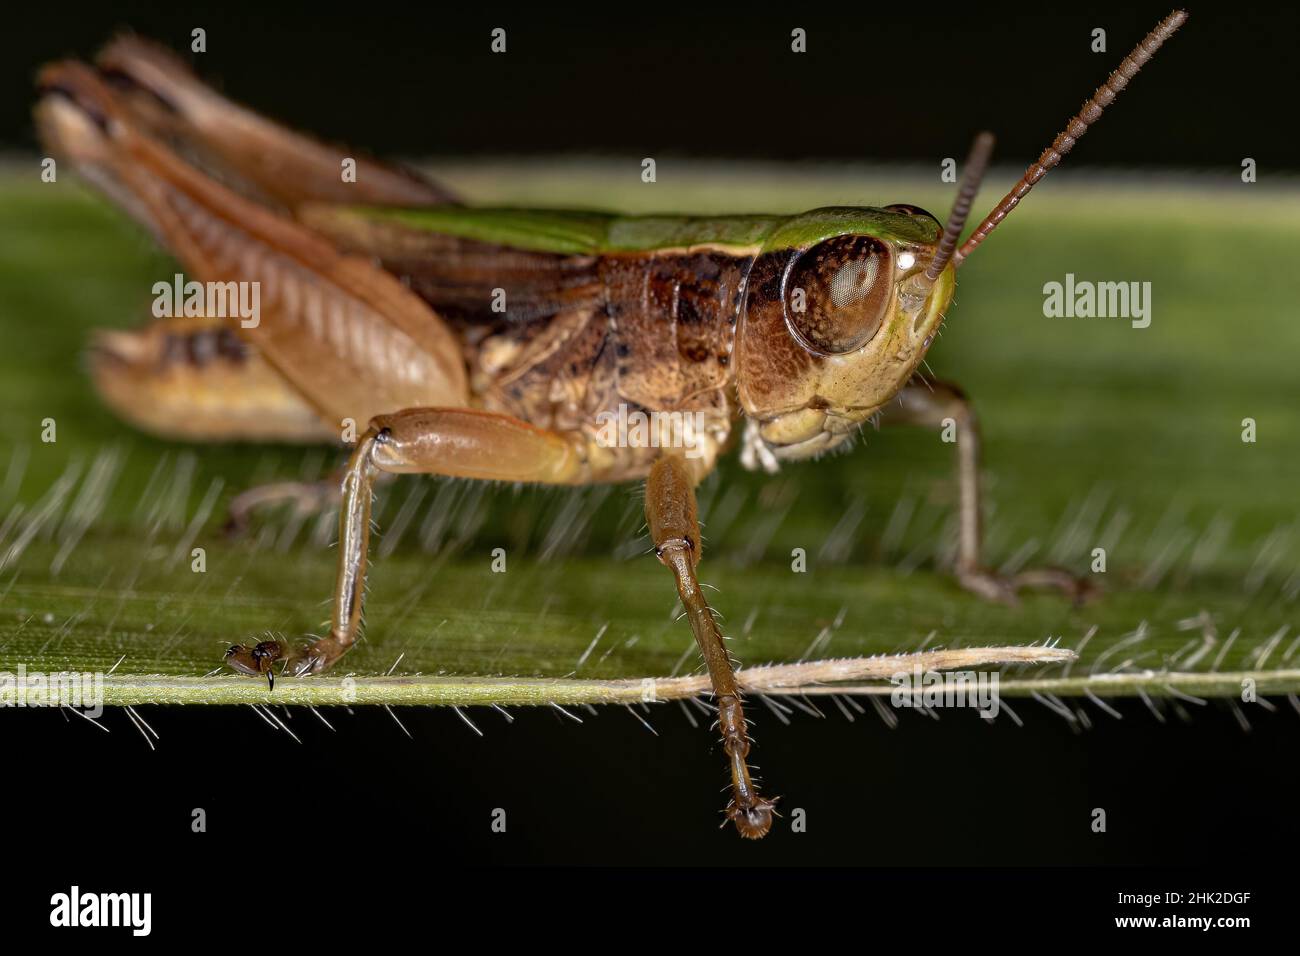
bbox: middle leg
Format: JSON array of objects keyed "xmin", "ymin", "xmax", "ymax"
[{"xmin": 225, "ymin": 407, "xmax": 584, "ymax": 683}]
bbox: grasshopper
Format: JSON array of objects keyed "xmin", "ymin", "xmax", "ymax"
[{"xmin": 35, "ymin": 11, "xmax": 1185, "ymax": 838}]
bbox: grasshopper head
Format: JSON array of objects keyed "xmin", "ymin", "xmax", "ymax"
[
  {"xmin": 734, "ymin": 9, "xmax": 1190, "ymax": 465},
  {"xmin": 735, "ymin": 207, "xmax": 954, "ymax": 461}
]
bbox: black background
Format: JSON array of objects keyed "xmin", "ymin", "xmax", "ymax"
[
  {"xmin": 2, "ymin": 2, "xmax": 1296, "ymax": 171},
  {"xmin": 8, "ymin": 692, "xmax": 1299, "ymax": 865},
  {"xmin": 8, "ymin": 698, "xmax": 1294, "ymax": 934},
  {"xmin": 2, "ymin": 0, "xmax": 1297, "ymax": 930}
]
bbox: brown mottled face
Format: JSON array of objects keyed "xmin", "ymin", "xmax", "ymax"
[{"xmin": 735, "ymin": 217, "xmax": 955, "ymax": 463}]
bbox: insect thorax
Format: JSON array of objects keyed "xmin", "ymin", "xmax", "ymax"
[{"xmin": 376, "ymin": 235, "xmax": 754, "ymax": 479}]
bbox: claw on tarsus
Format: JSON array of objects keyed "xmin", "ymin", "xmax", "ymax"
[
  {"xmin": 727, "ymin": 796, "xmax": 779, "ymax": 840},
  {"xmin": 957, "ymin": 565, "xmax": 1097, "ymax": 607},
  {"xmin": 224, "ymin": 639, "xmax": 285, "ymax": 691}
]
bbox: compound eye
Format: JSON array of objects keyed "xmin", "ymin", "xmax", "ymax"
[{"xmin": 784, "ymin": 235, "xmax": 893, "ymax": 354}]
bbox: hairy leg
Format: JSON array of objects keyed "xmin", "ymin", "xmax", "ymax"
[
  {"xmin": 878, "ymin": 377, "xmax": 1093, "ymax": 604},
  {"xmin": 644, "ymin": 455, "xmax": 776, "ymax": 839},
  {"xmin": 224, "ymin": 407, "xmax": 584, "ymax": 681}
]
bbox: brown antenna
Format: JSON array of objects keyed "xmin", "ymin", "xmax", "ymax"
[
  {"xmin": 953, "ymin": 9, "xmax": 1188, "ymax": 268},
  {"xmin": 926, "ymin": 131, "xmax": 995, "ymax": 281}
]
